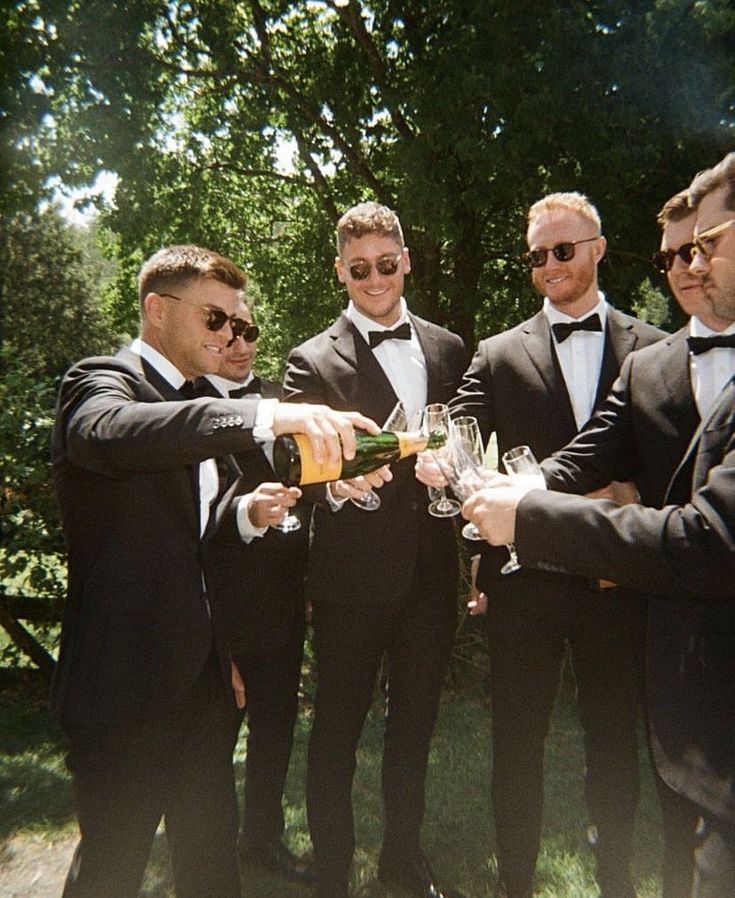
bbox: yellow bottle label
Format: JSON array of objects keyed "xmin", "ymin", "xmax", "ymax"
[{"xmin": 293, "ymin": 433, "xmax": 343, "ymax": 485}]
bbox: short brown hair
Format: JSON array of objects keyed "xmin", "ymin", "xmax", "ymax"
[
  {"xmin": 336, "ymin": 202, "xmax": 404, "ymax": 255},
  {"xmin": 689, "ymin": 152, "xmax": 735, "ymax": 211},
  {"xmin": 527, "ymin": 192, "xmax": 601, "ymax": 234},
  {"xmin": 138, "ymin": 244, "xmax": 247, "ymax": 310},
  {"xmin": 657, "ymin": 190, "xmax": 693, "ymax": 227}
]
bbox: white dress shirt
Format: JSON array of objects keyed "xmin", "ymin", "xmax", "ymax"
[
  {"xmin": 543, "ymin": 294, "xmax": 608, "ymax": 430},
  {"xmin": 345, "ymin": 297, "xmax": 428, "ymax": 427},
  {"xmin": 688, "ymin": 316, "xmax": 735, "ymax": 420}
]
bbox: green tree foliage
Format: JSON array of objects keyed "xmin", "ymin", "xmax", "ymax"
[
  {"xmin": 0, "ymin": 208, "xmax": 117, "ymax": 669},
  {"xmin": 8, "ymin": 0, "xmax": 732, "ymax": 355}
]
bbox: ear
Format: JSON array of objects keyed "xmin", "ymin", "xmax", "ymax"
[
  {"xmin": 595, "ymin": 236, "xmax": 607, "ymax": 263},
  {"xmin": 335, "ymin": 255, "xmax": 347, "ymax": 285},
  {"xmin": 402, "ymin": 246, "xmax": 411, "ymax": 275},
  {"xmin": 143, "ymin": 292, "xmax": 166, "ymax": 328}
]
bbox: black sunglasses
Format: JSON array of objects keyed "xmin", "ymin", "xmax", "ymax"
[
  {"xmin": 524, "ymin": 235, "xmax": 600, "ymax": 268},
  {"xmin": 347, "ymin": 253, "xmax": 403, "ymax": 281},
  {"xmin": 651, "ymin": 243, "xmax": 695, "ymax": 274},
  {"xmin": 159, "ymin": 293, "xmax": 260, "ymax": 344}
]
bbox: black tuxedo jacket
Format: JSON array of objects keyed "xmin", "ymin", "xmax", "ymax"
[
  {"xmin": 541, "ymin": 325, "xmax": 700, "ymax": 507},
  {"xmin": 283, "ymin": 311, "xmax": 467, "ymax": 605},
  {"xmin": 199, "ymin": 376, "xmax": 309, "ymax": 656},
  {"xmin": 450, "ymin": 305, "xmax": 665, "ymax": 585},
  {"xmin": 515, "ymin": 377, "xmax": 735, "ymax": 821},
  {"xmin": 51, "ymin": 347, "xmax": 266, "ymax": 732}
]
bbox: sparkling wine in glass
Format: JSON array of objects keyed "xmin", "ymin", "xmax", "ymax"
[
  {"xmin": 499, "ymin": 445, "xmax": 546, "ymax": 574},
  {"xmin": 423, "ymin": 403, "xmax": 461, "ymax": 518},
  {"xmin": 349, "ymin": 400, "xmax": 409, "ymax": 512}
]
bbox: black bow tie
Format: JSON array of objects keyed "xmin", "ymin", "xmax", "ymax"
[
  {"xmin": 368, "ymin": 322, "xmax": 412, "ymax": 349},
  {"xmin": 179, "ymin": 380, "xmax": 197, "ymax": 399},
  {"xmin": 229, "ymin": 378, "xmax": 261, "ymax": 398},
  {"xmin": 551, "ymin": 313, "xmax": 603, "ymax": 344},
  {"xmin": 687, "ymin": 334, "xmax": 735, "ymax": 355}
]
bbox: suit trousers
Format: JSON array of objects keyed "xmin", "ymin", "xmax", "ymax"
[
  {"xmin": 62, "ymin": 651, "xmax": 241, "ymax": 898},
  {"xmin": 234, "ymin": 615, "xmax": 306, "ymax": 847},
  {"xmin": 306, "ymin": 571, "xmax": 457, "ymax": 890},
  {"xmin": 485, "ymin": 572, "xmax": 640, "ymax": 898}
]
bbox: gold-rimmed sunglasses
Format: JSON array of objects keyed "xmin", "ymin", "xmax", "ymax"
[{"xmin": 691, "ymin": 218, "xmax": 735, "ymax": 261}]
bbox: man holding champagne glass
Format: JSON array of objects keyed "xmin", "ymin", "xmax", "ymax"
[
  {"xmin": 438, "ymin": 193, "xmax": 664, "ymax": 898},
  {"xmin": 283, "ymin": 201, "xmax": 467, "ymax": 898}
]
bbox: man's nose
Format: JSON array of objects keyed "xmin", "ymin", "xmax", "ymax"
[{"xmin": 689, "ymin": 250, "xmax": 709, "ymax": 277}]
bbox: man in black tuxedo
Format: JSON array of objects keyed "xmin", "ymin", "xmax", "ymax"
[
  {"xmin": 283, "ymin": 202, "xmax": 468, "ymax": 898},
  {"xmin": 51, "ymin": 244, "xmax": 376, "ymax": 898},
  {"xmin": 463, "ymin": 154, "xmax": 735, "ymax": 898},
  {"xmin": 445, "ymin": 193, "xmax": 664, "ymax": 898},
  {"xmin": 488, "ymin": 187, "xmax": 732, "ymax": 898},
  {"xmin": 200, "ymin": 298, "xmax": 314, "ymax": 884}
]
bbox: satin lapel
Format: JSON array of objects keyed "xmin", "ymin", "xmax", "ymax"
[
  {"xmin": 658, "ymin": 328, "xmax": 700, "ymax": 435},
  {"xmin": 205, "ymin": 455, "xmax": 245, "ymax": 540},
  {"xmin": 411, "ymin": 314, "xmax": 438, "ymax": 403},
  {"xmin": 521, "ymin": 312, "xmax": 577, "ymax": 431},
  {"xmin": 666, "ymin": 376, "xmax": 735, "ymax": 499},
  {"xmin": 330, "ymin": 314, "xmax": 399, "ymax": 421},
  {"xmin": 594, "ymin": 309, "xmax": 636, "ymax": 407}
]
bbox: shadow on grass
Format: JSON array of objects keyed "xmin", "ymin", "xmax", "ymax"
[
  {"xmin": 0, "ymin": 661, "xmax": 665, "ymax": 898},
  {"xmin": 0, "ymin": 672, "xmax": 73, "ymax": 839}
]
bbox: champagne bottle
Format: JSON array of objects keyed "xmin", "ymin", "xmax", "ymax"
[{"xmin": 273, "ymin": 429, "xmax": 446, "ymax": 487}]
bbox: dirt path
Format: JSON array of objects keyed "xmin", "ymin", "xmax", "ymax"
[{"xmin": 0, "ymin": 833, "xmax": 76, "ymax": 898}]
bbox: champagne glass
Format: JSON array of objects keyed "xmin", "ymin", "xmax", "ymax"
[
  {"xmin": 499, "ymin": 445, "xmax": 546, "ymax": 574},
  {"xmin": 271, "ymin": 489, "xmax": 302, "ymax": 533},
  {"xmin": 349, "ymin": 400, "xmax": 408, "ymax": 511},
  {"xmin": 449, "ymin": 416, "xmax": 486, "ymax": 540},
  {"xmin": 434, "ymin": 434, "xmax": 487, "ymax": 540},
  {"xmin": 423, "ymin": 403, "xmax": 461, "ymax": 518}
]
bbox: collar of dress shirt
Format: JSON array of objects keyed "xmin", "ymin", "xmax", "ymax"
[
  {"xmin": 205, "ymin": 372, "xmax": 256, "ymax": 398},
  {"xmin": 345, "ymin": 296, "xmax": 411, "ymax": 342},
  {"xmin": 129, "ymin": 337, "xmax": 188, "ymax": 391},
  {"xmin": 542, "ymin": 292, "xmax": 609, "ymax": 330},
  {"xmin": 689, "ymin": 316, "xmax": 735, "ymax": 339}
]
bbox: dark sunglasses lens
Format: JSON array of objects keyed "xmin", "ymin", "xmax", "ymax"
[
  {"xmin": 678, "ymin": 243, "xmax": 694, "ymax": 265},
  {"xmin": 242, "ymin": 324, "xmax": 260, "ymax": 343},
  {"xmin": 652, "ymin": 251, "xmax": 672, "ymax": 273},
  {"xmin": 376, "ymin": 257, "xmax": 400, "ymax": 276},
  {"xmin": 527, "ymin": 249, "xmax": 547, "ymax": 268},
  {"xmin": 205, "ymin": 309, "xmax": 229, "ymax": 331},
  {"xmin": 349, "ymin": 263, "xmax": 371, "ymax": 280},
  {"xmin": 552, "ymin": 243, "xmax": 576, "ymax": 263}
]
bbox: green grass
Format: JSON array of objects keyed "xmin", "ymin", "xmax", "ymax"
[{"xmin": 0, "ymin": 663, "xmax": 664, "ymax": 897}]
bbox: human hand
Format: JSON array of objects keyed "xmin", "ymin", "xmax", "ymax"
[
  {"xmin": 414, "ymin": 450, "xmax": 447, "ymax": 488},
  {"xmin": 273, "ymin": 404, "xmax": 380, "ymax": 468},
  {"xmin": 466, "ymin": 553, "xmax": 488, "ymax": 615},
  {"xmin": 231, "ymin": 661, "xmax": 246, "ymax": 710},
  {"xmin": 247, "ymin": 482, "xmax": 302, "ymax": 529},
  {"xmin": 462, "ymin": 482, "xmax": 527, "ymax": 545},
  {"xmin": 330, "ymin": 465, "xmax": 392, "ymax": 501},
  {"xmin": 585, "ymin": 480, "xmax": 639, "ymax": 506}
]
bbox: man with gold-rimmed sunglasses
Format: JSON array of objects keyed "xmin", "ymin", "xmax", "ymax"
[
  {"xmin": 463, "ymin": 152, "xmax": 735, "ymax": 898},
  {"xmin": 51, "ymin": 243, "xmax": 377, "ymax": 898}
]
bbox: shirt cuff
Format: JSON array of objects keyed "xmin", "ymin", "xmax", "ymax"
[
  {"xmin": 236, "ymin": 493, "xmax": 268, "ymax": 542},
  {"xmin": 253, "ymin": 397, "xmax": 278, "ymax": 441}
]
